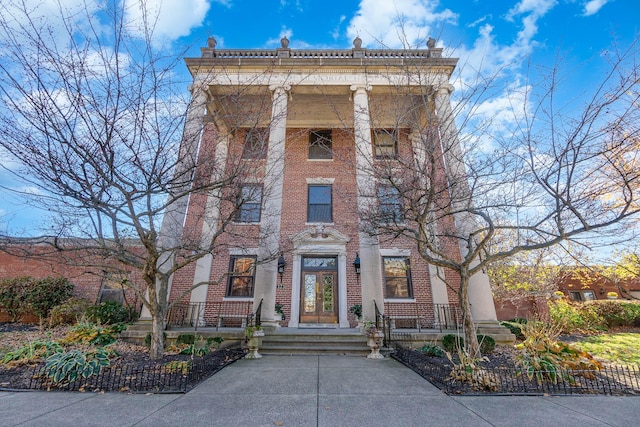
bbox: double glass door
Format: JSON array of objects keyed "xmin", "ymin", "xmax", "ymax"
[{"xmin": 300, "ymin": 257, "xmax": 338, "ymax": 324}]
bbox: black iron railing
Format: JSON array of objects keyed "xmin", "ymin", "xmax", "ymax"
[
  {"xmin": 166, "ymin": 301, "xmax": 254, "ymax": 330},
  {"xmin": 392, "ymin": 347, "xmax": 640, "ymax": 395},
  {"xmin": 251, "ymin": 298, "xmax": 263, "ymax": 327},
  {"xmin": 433, "ymin": 304, "xmax": 462, "ymax": 331},
  {"xmin": 374, "ymin": 300, "xmax": 391, "ymax": 347}
]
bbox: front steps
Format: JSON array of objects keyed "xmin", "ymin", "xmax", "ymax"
[{"xmin": 259, "ymin": 329, "xmax": 370, "ymax": 356}]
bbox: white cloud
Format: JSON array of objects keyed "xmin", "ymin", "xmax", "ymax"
[
  {"xmin": 347, "ymin": 0, "xmax": 457, "ymax": 48},
  {"xmin": 583, "ymin": 0, "xmax": 609, "ymax": 16},
  {"xmin": 122, "ymin": 0, "xmax": 211, "ymax": 43}
]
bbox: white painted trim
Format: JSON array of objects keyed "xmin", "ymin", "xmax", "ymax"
[
  {"xmin": 222, "ymin": 297, "xmax": 253, "ymax": 302},
  {"xmin": 229, "ymin": 248, "xmax": 259, "ymax": 256},
  {"xmin": 383, "ymin": 298, "xmax": 417, "ymax": 303},
  {"xmin": 379, "ymin": 248, "xmax": 411, "ymax": 257},
  {"xmin": 306, "ymin": 177, "xmax": 335, "ymax": 184}
]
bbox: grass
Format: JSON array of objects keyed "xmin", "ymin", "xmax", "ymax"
[{"xmin": 570, "ymin": 333, "xmax": 640, "ymax": 366}]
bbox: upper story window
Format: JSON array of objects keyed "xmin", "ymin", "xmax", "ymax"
[
  {"xmin": 307, "ymin": 184, "xmax": 332, "ymax": 223},
  {"xmin": 378, "ymin": 185, "xmax": 404, "ymax": 223},
  {"xmin": 235, "ymin": 184, "xmax": 263, "ymax": 223},
  {"xmin": 373, "ymin": 129, "xmax": 397, "ymax": 158},
  {"xmin": 383, "ymin": 256, "xmax": 412, "ymax": 298},
  {"xmin": 227, "ymin": 256, "xmax": 256, "ymax": 297},
  {"xmin": 241, "ymin": 128, "xmax": 268, "ymax": 159},
  {"xmin": 309, "ymin": 130, "xmax": 333, "ymax": 160}
]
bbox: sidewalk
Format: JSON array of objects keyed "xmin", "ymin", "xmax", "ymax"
[{"xmin": 1, "ymin": 355, "xmax": 639, "ymax": 426}]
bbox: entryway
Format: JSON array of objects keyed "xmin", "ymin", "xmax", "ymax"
[{"xmin": 299, "ymin": 256, "xmax": 338, "ymax": 324}]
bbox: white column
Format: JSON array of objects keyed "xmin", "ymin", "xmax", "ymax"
[
  {"xmin": 410, "ymin": 130, "xmax": 450, "ymax": 308},
  {"xmin": 188, "ymin": 131, "xmax": 231, "ymax": 325},
  {"xmin": 141, "ymin": 83, "xmax": 208, "ymax": 321},
  {"xmin": 253, "ymin": 85, "xmax": 289, "ymax": 328},
  {"xmin": 434, "ymin": 84, "xmax": 497, "ymax": 323},
  {"xmin": 338, "ymin": 252, "xmax": 349, "ymax": 327},
  {"xmin": 351, "ymin": 84, "xmax": 384, "ymax": 320}
]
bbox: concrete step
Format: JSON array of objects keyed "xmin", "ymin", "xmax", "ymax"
[{"xmin": 259, "ymin": 332, "xmax": 370, "ymax": 356}]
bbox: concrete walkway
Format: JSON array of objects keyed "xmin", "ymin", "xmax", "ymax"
[{"xmin": 1, "ymin": 355, "xmax": 639, "ymax": 426}]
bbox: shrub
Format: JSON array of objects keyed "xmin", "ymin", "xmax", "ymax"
[
  {"xmin": 85, "ymin": 301, "xmax": 135, "ymax": 324},
  {"xmin": 477, "ymin": 335, "xmax": 496, "ymax": 354},
  {"xmin": 515, "ymin": 321, "xmax": 601, "ymax": 385},
  {"xmin": 49, "ymin": 298, "xmax": 92, "ymax": 326},
  {"xmin": 590, "ymin": 300, "xmax": 640, "ymax": 328},
  {"xmin": 63, "ymin": 322, "xmax": 126, "ymax": 346},
  {"xmin": 548, "ymin": 298, "xmax": 606, "ymax": 333},
  {"xmin": 207, "ymin": 336, "xmax": 224, "ymax": 349},
  {"xmin": 500, "ymin": 321, "xmax": 525, "ymax": 340},
  {"xmin": 442, "ymin": 334, "xmax": 464, "ymax": 353},
  {"xmin": 0, "ymin": 277, "xmax": 35, "ymax": 322},
  {"xmin": 419, "ymin": 343, "xmax": 444, "ymax": 357},
  {"xmin": 23, "ymin": 276, "xmax": 74, "ymax": 320},
  {"xmin": 2, "ymin": 340, "xmax": 62, "ymax": 365},
  {"xmin": 44, "ymin": 348, "xmax": 111, "ymax": 384},
  {"xmin": 176, "ymin": 334, "xmax": 196, "ymax": 345}
]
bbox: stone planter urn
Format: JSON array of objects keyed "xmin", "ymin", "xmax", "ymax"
[
  {"xmin": 367, "ymin": 330, "xmax": 385, "ymax": 359},
  {"xmin": 245, "ymin": 328, "xmax": 265, "ymax": 359}
]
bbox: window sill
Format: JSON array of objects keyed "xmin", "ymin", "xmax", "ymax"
[
  {"xmin": 305, "ymin": 222, "xmax": 334, "ymax": 226},
  {"xmin": 223, "ymin": 297, "xmax": 254, "ymax": 301},
  {"xmin": 383, "ymin": 298, "xmax": 416, "ymax": 303},
  {"xmin": 232, "ymin": 221, "xmax": 262, "ymax": 226},
  {"xmin": 307, "ymin": 158, "xmax": 333, "ymax": 162}
]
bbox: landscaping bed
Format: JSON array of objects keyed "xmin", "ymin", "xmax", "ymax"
[
  {"xmin": 0, "ymin": 323, "xmax": 244, "ymax": 393},
  {"xmin": 391, "ymin": 340, "xmax": 640, "ymax": 395}
]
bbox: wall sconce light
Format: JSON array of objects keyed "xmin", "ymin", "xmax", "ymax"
[
  {"xmin": 353, "ymin": 253, "xmax": 361, "ymax": 275},
  {"xmin": 277, "ymin": 252, "xmax": 286, "ymax": 283}
]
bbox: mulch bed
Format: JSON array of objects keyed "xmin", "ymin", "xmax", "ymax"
[{"xmin": 0, "ymin": 323, "xmax": 245, "ymax": 393}]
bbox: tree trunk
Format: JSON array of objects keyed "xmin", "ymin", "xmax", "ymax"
[
  {"xmin": 149, "ymin": 306, "xmax": 166, "ymax": 360},
  {"xmin": 458, "ymin": 270, "xmax": 480, "ymax": 358}
]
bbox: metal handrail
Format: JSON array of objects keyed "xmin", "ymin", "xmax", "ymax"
[
  {"xmin": 251, "ymin": 298, "xmax": 263, "ymax": 327},
  {"xmin": 374, "ymin": 300, "xmax": 391, "ymax": 347}
]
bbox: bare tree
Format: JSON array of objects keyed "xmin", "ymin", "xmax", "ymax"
[
  {"xmin": 357, "ymin": 39, "xmax": 640, "ymax": 356},
  {"xmin": 0, "ymin": 1, "xmax": 279, "ymax": 358}
]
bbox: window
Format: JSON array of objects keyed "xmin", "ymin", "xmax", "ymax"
[
  {"xmin": 569, "ymin": 290, "xmax": 596, "ymax": 302},
  {"xmin": 307, "ymin": 184, "xmax": 332, "ymax": 223},
  {"xmin": 373, "ymin": 129, "xmax": 397, "ymax": 158},
  {"xmin": 378, "ymin": 185, "xmax": 403, "ymax": 222},
  {"xmin": 241, "ymin": 128, "xmax": 268, "ymax": 159},
  {"xmin": 309, "ymin": 130, "xmax": 332, "ymax": 159},
  {"xmin": 235, "ymin": 185, "xmax": 263, "ymax": 223},
  {"xmin": 227, "ymin": 256, "xmax": 256, "ymax": 297},
  {"xmin": 383, "ymin": 257, "xmax": 412, "ymax": 298}
]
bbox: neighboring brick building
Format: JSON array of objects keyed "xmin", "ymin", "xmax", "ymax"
[
  {"xmin": 142, "ymin": 37, "xmax": 500, "ymax": 331},
  {"xmin": 0, "ymin": 241, "xmax": 144, "ymax": 322}
]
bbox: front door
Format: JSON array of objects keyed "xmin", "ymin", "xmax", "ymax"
[{"xmin": 300, "ymin": 257, "xmax": 338, "ymax": 324}]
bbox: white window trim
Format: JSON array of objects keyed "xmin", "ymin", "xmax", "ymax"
[
  {"xmin": 306, "ymin": 177, "xmax": 335, "ymax": 184},
  {"xmin": 379, "ymin": 248, "xmax": 410, "ymax": 257}
]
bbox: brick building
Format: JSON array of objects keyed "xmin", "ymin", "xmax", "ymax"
[{"xmin": 144, "ymin": 37, "xmax": 500, "ymax": 332}]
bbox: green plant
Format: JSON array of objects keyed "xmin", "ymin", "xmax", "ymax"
[
  {"xmin": 44, "ymin": 348, "xmax": 111, "ymax": 384},
  {"xmin": 244, "ymin": 325, "xmax": 263, "ymax": 340},
  {"xmin": 49, "ymin": 297, "xmax": 92, "ymax": 326},
  {"xmin": 85, "ymin": 301, "xmax": 134, "ymax": 324},
  {"xmin": 549, "ymin": 299, "xmax": 606, "ymax": 333},
  {"xmin": 163, "ymin": 360, "xmax": 192, "ymax": 375},
  {"xmin": 515, "ymin": 321, "xmax": 602, "ymax": 385},
  {"xmin": 275, "ymin": 303, "xmax": 286, "ymax": 320},
  {"xmin": 477, "ymin": 335, "xmax": 496, "ymax": 354},
  {"xmin": 419, "ymin": 343, "xmax": 444, "ymax": 357},
  {"xmin": 500, "ymin": 321, "xmax": 525, "ymax": 340},
  {"xmin": 2, "ymin": 340, "xmax": 62, "ymax": 365},
  {"xmin": 207, "ymin": 336, "xmax": 224, "ymax": 349},
  {"xmin": 349, "ymin": 304, "xmax": 362, "ymax": 319},
  {"xmin": 63, "ymin": 322, "xmax": 126, "ymax": 346},
  {"xmin": 441, "ymin": 334, "xmax": 464, "ymax": 353},
  {"xmin": 23, "ymin": 276, "xmax": 74, "ymax": 321},
  {"xmin": 176, "ymin": 334, "xmax": 196, "ymax": 345},
  {"xmin": 591, "ymin": 300, "xmax": 640, "ymax": 328},
  {"xmin": 0, "ymin": 277, "xmax": 34, "ymax": 322}
]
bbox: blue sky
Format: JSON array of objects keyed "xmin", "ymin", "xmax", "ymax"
[{"xmin": 0, "ymin": 0, "xmax": 638, "ymax": 242}]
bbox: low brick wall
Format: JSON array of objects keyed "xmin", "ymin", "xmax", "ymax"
[{"xmin": 494, "ymin": 296, "xmax": 550, "ymax": 321}]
